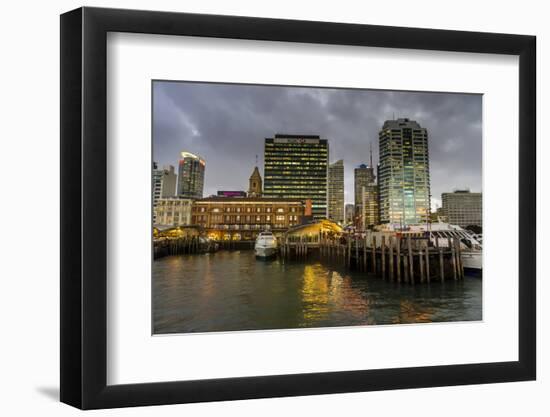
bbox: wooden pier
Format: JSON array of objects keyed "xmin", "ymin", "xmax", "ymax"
[
  {"xmin": 281, "ymin": 232, "xmax": 464, "ymax": 283},
  {"xmin": 153, "ymin": 236, "xmax": 202, "ymax": 259}
]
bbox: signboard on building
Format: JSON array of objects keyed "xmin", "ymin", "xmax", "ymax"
[{"xmin": 217, "ymin": 190, "xmax": 247, "ymax": 197}]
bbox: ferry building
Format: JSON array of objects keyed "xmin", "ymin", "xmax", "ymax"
[{"xmin": 192, "ymin": 166, "xmax": 305, "ymax": 241}]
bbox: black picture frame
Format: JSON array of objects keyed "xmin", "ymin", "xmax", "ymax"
[{"xmin": 60, "ymin": 6, "xmax": 536, "ymax": 410}]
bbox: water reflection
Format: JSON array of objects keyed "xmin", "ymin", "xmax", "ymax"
[{"xmin": 153, "ymin": 251, "xmax": 481, "ymax": 334}]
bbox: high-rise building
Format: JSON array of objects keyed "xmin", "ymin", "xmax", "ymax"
[
  {"xmin": 328, "ymin": 160, "xmax": 344, "ymax": 224},
  {"xmin": 442, "ymin": 190, "xmax": 482, "ymax": 228},
  {"xmin": 153, "ymin": 163, "xmax": 177, "ymax": 223},
  {"xmin": 345, "ymin": 204, "xmax": 355, "ymax": 225},
  {"xmin": 248, "ymin": 166, "xmax": 263, "ymax": 197},
  {"xmin": 263, "ymin": 134, "xmax": 329, "ymax": 219},
  {"xmin": 361, "ymin": 184, "xmax": 379, "ymax": 230},
  {"xmin": 177, "ymin": 151, "xmax": 205, "ymax": 199},
  {"xmin": 354, "ymin": 163, "xmax": 377, "ymax": 229},
  {"xmin": 378, "ymin": 118, "xmax": 431, "ymax": 226}
]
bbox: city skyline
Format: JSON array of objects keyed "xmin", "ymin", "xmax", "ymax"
[{"xmin": 153, "ymin": 81, "xmax": 482, "ymax": 209}]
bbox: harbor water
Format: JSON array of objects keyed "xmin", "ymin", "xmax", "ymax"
[{"xmin": 153, "ymin": 250, "xmax": 482, "ymax": 334}]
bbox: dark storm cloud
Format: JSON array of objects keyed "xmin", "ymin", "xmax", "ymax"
[{"xmin": 153, "ymin": 81, "xmax": 482, "ymax": 208}]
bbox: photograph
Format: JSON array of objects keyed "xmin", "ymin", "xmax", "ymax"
[{"xmin": 152, "ymin": 81, "xmax": 483, "ymax": 335}]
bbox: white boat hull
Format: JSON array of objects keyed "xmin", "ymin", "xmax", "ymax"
[
  {"xmin": 461, "ymin": 250, "xmax": 482, "ymax": 271},
  {"xmin": 255, "ymin": 245, "xmax": 278, "ymax": 258}
]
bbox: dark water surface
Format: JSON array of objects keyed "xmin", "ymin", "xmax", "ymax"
[{"xmin": 153, "ymin": 250, "xmax": 482, "ymax": 334}]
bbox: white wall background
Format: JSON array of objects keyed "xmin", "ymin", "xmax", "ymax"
[{"xmin": 0, "ymin": 0, "xmax": 546, "ymax": 415}]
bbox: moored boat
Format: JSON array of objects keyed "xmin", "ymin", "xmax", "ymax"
[{"xmin": 255, "ymin": 231, "xmax": 278, "ymax": 258}]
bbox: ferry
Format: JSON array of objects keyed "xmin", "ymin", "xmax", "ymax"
[
  {"xmin": 370, "ymin": 221, "xmax": 482, "ymax": 272},
  {"xmin": 254, "ymin": 231, "xmax": 278, "ymax": 259}
]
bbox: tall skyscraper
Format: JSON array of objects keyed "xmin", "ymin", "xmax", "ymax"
[
  {"xmin": 361, "ymin": 184, "xmax": 379, "ymax": 230},
  {"xmin": 345, "ymin": 204, "xmax": 355, "ymax": 225},
  {"xmin": 354, "ymin": 162, "xmax": 376, "ymax": 229},
  {"xmin": 442, "ymin": 189, "xmax": 482, "ymax": 228},
  {"xmin": 263, "ymin": 134, "xmax": 329, "ymax": 219},
  {"xmin": 177, "ymin": 151, "xmax": 205, "ymax": 199},
  {"xmin": 328, "ymin": 160, "xmax": 344, "ymax": 224},
  {"xmin": 378, "ymin": 118, "xmax": 431, "ymax": 225}
]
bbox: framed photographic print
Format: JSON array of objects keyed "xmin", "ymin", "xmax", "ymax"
[{"xmin": 60, "ymin": 6, "xmax": 536, "ymax": 409}]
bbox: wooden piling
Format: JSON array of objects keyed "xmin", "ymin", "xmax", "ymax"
[
  {"xmin": 425, "ymin": 243, "xmax": 430, "ymax": 283},
  {"xmin": 407, "ymin": 236, "xmax": 414, "ymax": 284},
  {"xmin": 439, "ymin": 247, "xmax": 445, "ymax": 282},
  {"xmin": 347, "ymin": 236, "xmax": 351, "ymax": 268},
  {"xmin": 403, "ymin": 255, "xmax": 409, "ymax": 283},
  {"xmin": 363, "ymin": 237, "xmax": 368, "ymax": 271},
  {"xmin": 371, "ymin": 235, "xmax": 377, "ymax": 274},
  {"xmin": 396, "ymin": 237, "xmax": 401, "ymax": 283},
  {"xmin": 381, "ymin": 235, "xmax": 386, "ymax": 279},
  {"xmin": 355, "ymin": 236, "xmax": 361, "ymax": 269},
  {"xmin": 449, "ymin": 238, "xmax": 457, "ymax": 280},
  {"xmin": 388, "ymin": 236, "xmax": 394, "ymax": 281},
  {"xmin": 455, "ymin": 238, "xmax": 464, "ymax": 279},
  {"xmin": 419, "ymin": 243, "xmax": 425, "ymax": 283}
]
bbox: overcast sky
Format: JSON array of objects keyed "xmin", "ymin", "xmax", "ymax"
[{"xmin": 153, "ymin": 81, "xmax": 482, "ymax": 209}]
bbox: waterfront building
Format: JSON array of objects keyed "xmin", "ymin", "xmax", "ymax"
[
  {"xmin": 263, "ymin": 134, "xmax": 329, "ymax": 219},
  {"xmin": 354, "ymin": 161, "xmax": 377, "ymax": 229},
  {"xmin": 192, "ymin": 197, "xmax": 304, "ymax": 241},
  {"xmin": 154, "ymin": 197, "xmax": 194, "ymax": 227},
  {"xmin": 345, "ymin": 203, "xmax": 355, "ymax": 225},
  {"xmin": 248, "ymin": 166, "xmax": 263, "ymax": 197},
  {"xmin": 153, "ymin": 163, "xmax": 177, "ymax": 223},
  {"xmin": 378, "ymin": 118, "xmax": 431, "ymax": 226},
  {"xmin": 177, "ymin": 151, "xmax": 205, "ymax": 199},
  {"xmin": 328, "ymin": 160, "xmax": 344, "ymax": 224},
  {"xmin": 441, "ymin": 189, "xmax": 482, "ymax": 228}
]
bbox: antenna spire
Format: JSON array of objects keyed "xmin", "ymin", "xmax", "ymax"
[
  {"xmin": 369, "ymin": 142, "xmax": 373, "ymax": 168},
  {"xmin": 255, "ymin": 154, "xmax": 258, "ymax": 166}
]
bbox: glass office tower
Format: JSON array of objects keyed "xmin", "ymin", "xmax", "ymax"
[
  {"xmin": 328, "ymin": 160, "xmax": 344, "ymax": 224},
  {"xmin": 263, "ymin": 134, "xmax": 329, "ymax": 219},
  {"xmin": 378, "ymin": 118, "xmax": 431, "ymax": 226},
  {"xmin": 177, "ymin": 151, "xmax": 205, "ymax": 199}
]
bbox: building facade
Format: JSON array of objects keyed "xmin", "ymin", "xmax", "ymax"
[
  {"xmin": 177, "ymin": 151, "xmax": 205, "ymax": 199},
  {"xmin": 361, "ymin": 184, "xmax": 379, "ymax": 230},
  {"xmin": 441, "ymin": 190, "xmax": 482, "ymax": 228},
  {"xmin": 378, "ymin": 118, "xmax": 431, "ymax": 226},
  {"xmin": 154, "ymin": 197, "xmax": 194, "ymax": 226},
  {"xmin": 192, "ymin": 197, "xmax": 304, "ymax": 241},
  {"xmin": 153, "ymin": 163, "xmax": 177, "ymax": 223},
  {"xmin": 345, "ymin": 204, "xmax": 355, "ymax": 225},
  {"xmin": 263, "ymin": 134, "xmax": 328, "ymax": 219},
  {"xmin": 354, "ymin": 163, "xmax": 377, "ymax": 229},
  {"xmin": 328, "ymin": 160, "xmax": 344, "ymax": 224}
]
